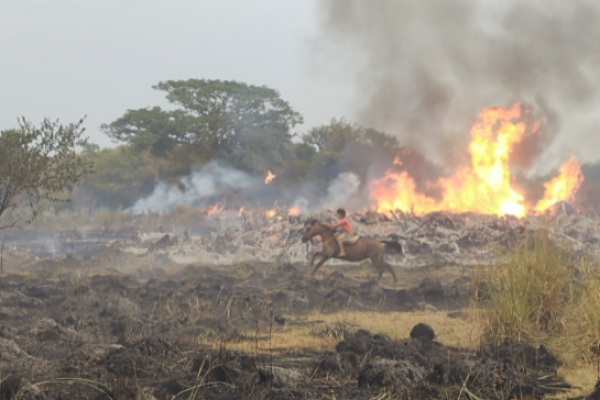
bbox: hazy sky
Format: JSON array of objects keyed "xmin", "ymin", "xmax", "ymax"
[
  {"xmin": 1, "ymin": 0, "xmax": 353, "ymax": 147},
  {"xmin": 3, "ymin": 0, "xmax": 598, "ymax": 170}
]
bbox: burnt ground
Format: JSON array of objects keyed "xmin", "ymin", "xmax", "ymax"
[{"xmin": 0, "ymin": 255, "xmax": 578, "ymax": 400}]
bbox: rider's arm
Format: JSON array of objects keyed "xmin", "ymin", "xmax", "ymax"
[{"xmin": 329, "ymin": 221, "xmax": 340, "ymax": 229}]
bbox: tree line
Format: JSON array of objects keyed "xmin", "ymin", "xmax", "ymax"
[
  {"xmin": 4, "ymin": 78, "xmax": 600, "ymax": 224},
  {"xmin": 78, "ymin": 79, "xmax": 410, "ymax": 209}
]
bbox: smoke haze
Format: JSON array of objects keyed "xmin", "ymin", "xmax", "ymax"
[
  {"xmin": 133, "ymin": 161, "xmax": 259, "ymax": 213},
  {"xmin": 320, "ymin": 172, "xmax": 362, "ymax": 211},
  {"xmin": 133, "ymin": 164, "xmax": 365, "ymax": 214},
  {"xmin": 314, "ymin": 0, "xmax": 600, "ymax": 172}
]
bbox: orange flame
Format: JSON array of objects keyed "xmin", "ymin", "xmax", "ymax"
[
  {"xmin": 265, "ymin": 170, "xmax": 276, "ymax": 184},
  {"xmin": 265, "ymin": 209, "xmax": 277, "ymax": 218},
  {"xmin": 287, "ymin": 206, "xmax": 301, "ymax": 216},
  {"xmin": 206, "ymin": 202, "xmax": 224, "ymax": 217},
  {"xmin": 534, "ymin": 157, "xmax": 583, "ymax": 212},
  {"xmin": 370, "ymin": 104, "xmax": 582, "ymax": 217},
  {"xmin": 393, "ymin": 148, "xmax": 411, "ymax": 166}
]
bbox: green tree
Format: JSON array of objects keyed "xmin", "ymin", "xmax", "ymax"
[
  {"xmin": 285, "ymin": 143, "xmax": 318, "ymax": 181},
  {"xmin": 298, "ymin": 119, "xmax": 407, "ymax": 186},
  {"xmin": 302, "ymin": 119, "xmax": 363, "ymax": 182},
  {"xmin": 78, "ymin": 146, "xmax": 161, "ymax": 209},
  {"xmin": 102, "ymin": 80, "xmax": 303, "ymax": 162},
  {"xmin": 0, "ymin": 118, "xmax": 93, "ymax": 229},
  {"xmin": 102, "ymin": 107, "xmax": 192, "ymax": 157},
  {"xmin": 303, "ymin": 118, "xmax": 360, "ymax": 153}
]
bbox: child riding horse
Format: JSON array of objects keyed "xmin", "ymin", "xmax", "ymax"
[
  {"xmin": 301, "ymin": 218, "xmax": 401, "ymax": 284},
  {"xmin": 328, "ymin": 208, "xmax": 353, "ymax": 257}
]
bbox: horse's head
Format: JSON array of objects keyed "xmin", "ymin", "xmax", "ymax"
[{"xmin": 301, "ymin": 219, "xmax": 321, "ymax": 243}]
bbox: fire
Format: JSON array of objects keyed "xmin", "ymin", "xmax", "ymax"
[
  {"xmin": 206, "ymin": 202, "xmax": 224, "ymax": 217},
  {"xmin": 265, "ymin": 170, "xmax": 276, "ymax": 184},
  {"xmin": 370, "ymin": 171, "xmax": 438, "ymax": 214},
  {"xmin": 265, "ymin": 209, "xmax": 277, "ymax": 218},
  {"xmin": 534, "ymin": 157, "xmax": 583, "ymax": 212},
  {"xmin": 393, "ymin": 148, "xmax": 411, "ymax": 166},
  {"xmin": 287, "ymin": 206, "xmax": 301, "ymax": 216},
  {"xmin": 370, "ymin": 104, "xmax": 582, "ymax": 217}
]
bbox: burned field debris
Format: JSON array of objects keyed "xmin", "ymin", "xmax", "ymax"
[
  {"xmin": 0, "ymin": 257, "xmax": 572, "ymax": 399},
  {"xmin": 1, "ymin": 202, "xmax": 599, "ymax": 399}
]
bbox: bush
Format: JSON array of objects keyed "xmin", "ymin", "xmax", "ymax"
[
  {"xmin": 31, "ymin": 208, "xmax": 92, "ymax": 232},
  {"xmin": 480, "ymin": 229, "xmax": 600, "ymax": 363},
  {"xmin": 93, "ymin": 207, "xmax": 135, "ymax": 231}
]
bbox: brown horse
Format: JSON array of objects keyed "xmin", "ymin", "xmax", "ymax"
[{"xmin": 301, "ymin": 219, "xmax": 402, "ymax": 283}]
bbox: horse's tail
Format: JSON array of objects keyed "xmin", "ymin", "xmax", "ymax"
[{"xmin": 381, "ymin": 240, "xmax": 404, "ymax": 255}]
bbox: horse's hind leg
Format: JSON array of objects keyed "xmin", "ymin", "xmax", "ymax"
[
  {"xmin": 382, "ymin": 260, "xmax": 397, "ymax": 284},
  {"xmin": 373, "ymin": 255, "xmax": 397, "ymax": 284},
  {"xmin": 369, "ymin": 257, "xmax": 384, "ymax": 281}
]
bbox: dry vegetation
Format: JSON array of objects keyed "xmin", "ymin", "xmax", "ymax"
[
  {"xmin": 29, "ymin": 206, "xmax": 209, "ymax": 233},
  {"xmin": 461, "ymin": 229, "xmax": 600, "ymax": 397},
  {"xmin": 476, "ymin": 230, "xmax": 600, "ymax": 364},
  {"xmin": 223, "ymin": 310, "xmax": 483, "ymax": 356}
]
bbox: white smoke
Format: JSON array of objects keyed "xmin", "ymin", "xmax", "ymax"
[
  {"xmin": 319, "ymin": 172, "xmax": 362, "ymax": 210},
  {"xmin": 133, "ymin": 162, "xmax": 366, "ymax": 215},
  {"xmin": 132, "ymin": 160, "xmax": 258, "ymax": 213},
  {"xmin": 291, "ymin": 196, "xmax": 310, "ymax": 213}
]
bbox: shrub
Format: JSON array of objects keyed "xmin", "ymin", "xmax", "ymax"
[{"xmin": 480, "ymin": 229, "xmax": 600, "ymax": 363}]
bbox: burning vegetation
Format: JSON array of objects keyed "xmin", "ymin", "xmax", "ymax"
[
  {"xmin": 48, "ymin": 77, "xmax": 598, "ymax": 220},
  {"xmin": 146, "ymin": 103, "xmax": 584, "ymax": 221},
  {"xmin": 370, "ymin": 104, "xmax": 583, "ymax": 218},
  {"xmin": 264, "ymin": 170, "xmax": 276, "ymax": 184}
]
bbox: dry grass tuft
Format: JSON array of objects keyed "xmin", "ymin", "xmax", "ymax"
[{"xmin": 477, "ymin": 228, "xmax": 600, "ymax": 366}]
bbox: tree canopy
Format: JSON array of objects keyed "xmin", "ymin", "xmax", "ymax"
[
  {"xmin": 102, "ymin": 79, "xmax": 303, "ymax": 161},
  {"xmin": 0, "ymin": 118, "xmax": 93, "ymax": 228},
  {"xmin": 76, "ymin": 79, "xmax": 410, "ymax": 210}
]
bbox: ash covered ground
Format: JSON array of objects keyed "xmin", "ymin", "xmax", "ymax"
[{"xmin": 0, "ymin": 203, "xmax": 598, "ymax": 399}]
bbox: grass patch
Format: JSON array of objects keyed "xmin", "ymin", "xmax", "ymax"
[
  {"xmin": 222, "ymin": 310, "xmax": 483, "ymax": 356},
  {"xmin": 478, "ymin": 228, "xmax": 600, "ymax": 366},
  {"xmin": 26, "ymin": 204, "xmax": 210, "ymax": 233}
]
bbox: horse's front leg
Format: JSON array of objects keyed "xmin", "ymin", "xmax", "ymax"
[
  {"xmin": 310, "ymin": 251, "xmax": 324, "ymax": 266},
  {"xmin": 311, "ymin": 255, "xmax": 331, "ymax": 277}
]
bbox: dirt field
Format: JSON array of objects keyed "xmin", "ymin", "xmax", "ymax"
[
  {"xmin": 1, "ymin": 219, "xmax": 598, "ymax": 399},
  {"xmin": 0, "ymin": 250, "xmax": 587, "ymax": 400}
]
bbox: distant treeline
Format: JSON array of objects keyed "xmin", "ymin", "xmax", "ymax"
[
  {"xmin": 74, "ymin": 79, "xmax": 428, "ymax": 210},
  {"xmin": 55, "ymin": 79, "xmax": 600, "ymax": 211}
]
